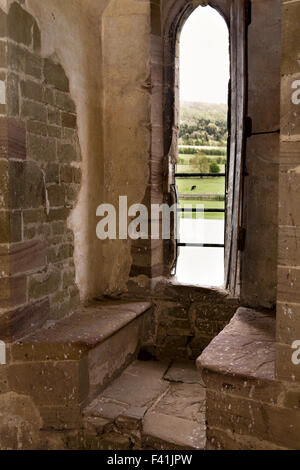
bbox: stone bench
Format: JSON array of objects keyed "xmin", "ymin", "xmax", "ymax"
[
  {"xmin": 196, "ymin": 307, "xmax": 290, "ymax": 449},
  {"xmin": 7, "ymin": 300, "xmax": 152, "ymax": 430}
]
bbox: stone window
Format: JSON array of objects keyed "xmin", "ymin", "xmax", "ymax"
[{"xmin": 160, "ymin": 0, "xmax": 249, "ymax": 295}]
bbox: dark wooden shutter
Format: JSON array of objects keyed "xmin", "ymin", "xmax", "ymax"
[{"xmin": 225, "ymin": 0, "xmax": 249, "ymax": 295}]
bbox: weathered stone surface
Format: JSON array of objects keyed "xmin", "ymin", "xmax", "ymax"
[
  {"xmin": 197, "ymin": 308, "xmax": 276, "ymax": 380},
  {"xmin": 282, "ymin": 1, "xmax": 300, "ymax": 75},
  {"xmin": 277, "ymin": 302, "xmax": 300, "ymax": 345},
  {"xmin": 0, "ymin": 240, "xmax": 47, "ymax": 276},
  {"xmin": 61, "ymin": 112, "xmax": 77, "ymax": 129},
  {"xmin": 281, "ymin": 73, "xmax": 300, "ymax": 141},
  {"xmin": 57, "ymin": 142, "xmax": 77, "ymax": 162},
  {"xmin": 21, "ymin": 80, "xmax": 43, "ymax": 102},
  {"xmin": 7, "ymin": 72, "xmax": 19, "ymax": 117},
  {"xmin": 27, "ymin": 134, "xmax": 56, "ymax": 162},
  {"xmin": 28, "ymin": 269, "xmax": 61, "ymax": 300},
  {"xmin": 88, "ymin": 317, "xmax": 142, "ymax": 401},
  {"xmin": 43, "ymin": 58, "xmax": 69, "ymax": 92},
  {"xmin": 11, "ymin": 301, "xmax": 152, "ymax": 361},
  {"xmin": 206, "ymin": 427, "xmax": 287, "ymax": 451},
  {"xmin": 143, "ymin": 412, "xmax": 206, "ymax": 450},
  {"xmin": 278, "ymin": 266, "xmax": 300, "ymax": 304},
  {"xmin": 0, "ymin": 392, "xmax": 42, "ymax": 450},
  {"xmin": 0, "ymin": 297, "xmax": 50, "ymax": 342},
  {"xmin": 247, "ymin": 0, "xmax": 281, "ymax": 133},
  {"xmin": 165, "ymin": 361, "xmax": 202, "ymax": 384},
  {"xmin": 0, "ymin": 275, "xmax": 26, "ymax": 309},
  {"xmin": 0, "ymin": 117, "xmax": 26, "ymax": 160},
  {"xmin": 201, "ymin": 368, "xmax": 283, "ymax": 406},
  {"xmin": 100, "ymin": 360, "xmax": 169, "ymax": 408},
  {"xmin": 276, "ymin": 342, "xmax": 300, "ymax": 383},
  {"xmin": 153, "ymin": 382, "xmax": 206, "ymax": 422},
  {"xmin": 55, "ymin": 91, "xmax": 76, "ymax": 113},
  {"xmin": 21, "ymin": 100, "xmax": 47, "ymax": 123},
  {"xmin": 84, "ymin": 397, "xmax": 129, "ymax": 420},
  {"xmin": 7, "ymin": 3, "xmax": 34, "ymax": 47},
  {"xmin": 241, "ymin": 133, "xmax": 279, "ymax": 309}
]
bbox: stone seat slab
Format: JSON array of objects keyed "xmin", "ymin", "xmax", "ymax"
[
  {"xmin": 11, "ymin": 300, "xmax": 152, "ymax": 362},
  {"xmin": 197, "ymin": 307, "xmax": 276, "ymax": 381}
]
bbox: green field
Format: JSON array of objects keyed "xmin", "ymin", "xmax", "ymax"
[{"xmin": 176, "ymin": 176, "xmax": 225, "ymax": 220}]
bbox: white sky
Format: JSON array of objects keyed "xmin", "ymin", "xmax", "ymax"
[{"xmin": 179, "ymin": 6, "xmax": 230, "ymax": 104}]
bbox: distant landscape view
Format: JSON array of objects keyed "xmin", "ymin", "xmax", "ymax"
[
  {"xmin": 175, "ymin": 5, "xmax": 229, "ymax": 287},
  {"xmin": 177, "ymin": 102, "xmax": 227, "ymax": 221}
]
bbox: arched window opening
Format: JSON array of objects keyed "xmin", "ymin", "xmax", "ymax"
[{"xmin": 174, "ymin": 5, "xmax": 230, "ymax": 287}]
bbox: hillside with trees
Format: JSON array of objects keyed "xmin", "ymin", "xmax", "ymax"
[{"xmin": 179, "ymin": 101, "xmax": 228, "ymax": 148}]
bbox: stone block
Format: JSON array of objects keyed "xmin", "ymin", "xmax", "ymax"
[
  {"xmin": 9, "ymin": 160, "xmax": 44, "ymax": 209},
  {"xmin": 164, "ymin": 361, "xmax": 202, "ymax": 384},
  {"xmin": 57, "ymin": 143, "xmax": 77, "ymax": 162},
  {"xmin": 7, "ymin": 72, "xmax": 19, "ymax": 117},
  {"xmin": 21, "ymin": 100, "xmax": 47, "ymax": 123},
  {"xmin": 7, "ymin": 3, "xmax": 34, "ymax": 47},
  {"xmin": 100, "ymin": 360, "xmax": 169, "ymax": 408},
  {"xmin": 28, "ymin": 270, "xmax": 61, "ymax": 300},
  {"xmin": 0, "ymin": 392, "xmax": 42, "ymax": 450},
  {"xmin": 43, "ymin": 58, "xmax": 69, "ymax": 92},
  {"xmin": 8, "ymin": 360, "xmax": 84, "ymax": 407},
  {"xmin": 61, "ymin": 112, "xmax": 76, "ymax": 129},
  {"xmin": 279, "ymin": 168, "xmax": 300, "ymax": 227},
  {"xmin": 21, "ymin": 80, "xmax": 43, "ymax": 102},
  {"xmin": 43, "ymin": 88, "xmax": 55, "ymax": 106},
  {"xmin": 0, "ymin": 40, "xmax": 7, "ymax": 68},
  {"xmin": 248, "ymin": 0, "xmax": 281, "ymax": 133},
  {"xmin": 278, "ymin": 226, "xmax": 300, "ymax": 267},
  {"xmin": 282, "ymin": 1, "xmax": 300, "ymax": 76},
  {"xmin": 277, "ymin": 302, "xmax": 300, "ymax": 344},
  {"xmin": 55, "ymin": 91, "xmax": 75, "ymax": 113},
  {"xmin": 276, "ymin": 342, "xmax": 300, "ymax": 383},
  {"xmin": 281, "ymin": 73, "xmax": 300, "ymax": 141},
  {"xmin": 47, "ymin": 125, "xmax": 61, "ymax": 139},
  {"xmin": 0, "ymin": 159, "xmax": 9, "ymax": 209},
  {"xmin": 0, "ymin": 117, "xmax": 26, "ymax": 160},
  {"xmin": 242, "ymin": 133, "xmax": 279, "ymax": 309},
  {"xmin": 0, "ymin": 210, "xmax": 22, "ymax": 243},
  {"xmin": 0, "ymin": 297, "xmax": 50, "ymax": 342},
  {"xmin": 0, "ymin": 10, "xmax": 7, "ymax": 38},
  {"xmin": 143, "ymin": 412, "xmax": 206, "ymax": 450},
  {"xmin": 48, "ymin": 108, "xmax": 61, "ymax": 126},
  {"xmin": 27, "ymin": 120, "xmax": 47, "ymax": 136},
  {"xmin": 0, "ymin": 275, "xmax": 26, "ymax": 309},
  {"xmin": 278, "ymin": 267, "xmax": 300, "ymax": 304},
  {"xmin": 27, "ymin": 133, "xmax": 56, "ymax": 162},
  {"xmin": 47, "ymin": 184, "xmax": 65, "ymax": 207},
  {"xmin": 0, "ymin": 240, "xmax": 47, "ymax": 277},
  {"xmin": 45, "ymin": 163, "xmax": 59, "ymax": 184}
]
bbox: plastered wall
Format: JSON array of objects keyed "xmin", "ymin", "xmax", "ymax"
[{"xmin": 1, "ymin": 0, "xmax": 153, "ymax": 300}]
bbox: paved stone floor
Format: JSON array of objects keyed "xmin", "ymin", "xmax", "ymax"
[{"xmin": 83, "ymin": 360, "xmax": 206, "ymax": 450}]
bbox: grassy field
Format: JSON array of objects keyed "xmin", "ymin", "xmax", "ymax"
[
  {"xmin": 176, "ymin": 176, "xmax": 225, "ymax": 195},
  {"xmin": 176, "ymin": 176, "xmax": 225, "ymax": 220}
]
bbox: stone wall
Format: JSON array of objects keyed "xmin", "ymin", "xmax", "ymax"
[
  {"xmin": 241, "ymin": 0, "xmax": 281, "ymax": 310},
  {"xmin": 124, "ymin": 277, "xmax": 239, "ymax": 360},
  {"xmin": 276, "ymin": 0, "xmax": 300, "ymax": 385},
  {"xmin": 0, "ymin": 2, "xmax": 82, "ymax": 341}
]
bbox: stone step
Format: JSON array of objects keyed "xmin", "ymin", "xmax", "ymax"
[
  {"xmin": 82, "ymin": 360, "xmax": 206, "ymax": 450},
  {"xmin": 8, "ymin": 300, "xmax": 152, "ymax": 429}
]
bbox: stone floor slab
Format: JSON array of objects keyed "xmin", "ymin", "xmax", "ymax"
[
  {"xmin": 143, "ymin": 412, "xmax": 206, "ymax": 450},
  {"xmin": 165, "ymin": 361, "xmax": 203, "ymax": 384},
  {"xmin": 100, "ymin": 360, "xmax": 169, "ymax": 408}
]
